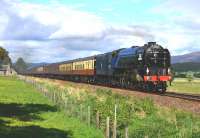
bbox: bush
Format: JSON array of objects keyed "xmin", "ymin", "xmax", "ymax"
[{"xmin": 186, "ymin": 72, "xmax": 194, "ymax": 82}]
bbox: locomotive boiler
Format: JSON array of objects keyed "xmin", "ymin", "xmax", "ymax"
[{"xmin": 26, "ymin": 42, "xmax": 171, "ymax": 92}]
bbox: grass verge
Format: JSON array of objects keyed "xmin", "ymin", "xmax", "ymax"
[
  {"xmin": 168, "ymin": 78, "xmax": 200, "ymax": 94},
  {"xmin": 23, "ymin": 76, "xmax": 200, "ymax": 138},
  {"xmin": 0, "ymin": 76, "xmax": 103, "ymax": 138}
]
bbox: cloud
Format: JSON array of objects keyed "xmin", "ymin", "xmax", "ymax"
[
  {"xmin": 154, "ymin": 0, "xmax": 200, "ymax": 17},
  {"xmin": 0, "ymin": 0, "xmax": 154, "ymax": 62},
  {"xmin": 149, "ymin": 0, "xmax": 200, "ymax": 55},
  {"xmin": 1, "ymin": 15, "xmax": 57, "ymax": 41},
  {"xmin": 0, "ymin": 0, "xmax": 199, "ymax": 63}
]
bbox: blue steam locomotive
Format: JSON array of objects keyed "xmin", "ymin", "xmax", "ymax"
[{"xmin": 27, "ymin": 42, "xmax": 171, "ymax": 92}]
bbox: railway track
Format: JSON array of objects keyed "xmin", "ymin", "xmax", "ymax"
[
  {"xmin": 94, "ymin": 82, "xmax": 200, "ymax": 102},
  {"xmin": 164, "ymin": 92, "xmax": 200, "ymax": 102}
]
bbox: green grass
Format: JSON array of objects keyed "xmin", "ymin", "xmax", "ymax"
[
  {"xmin": 0, "ymin": 76, "xmax": 103, "ymax": 138},
  {"xmin": 168, "ymin": 78, "xmax": 200, "ymax": 94},
  {"xmin": 30, "ymin": 77, "xmax": 200, "ymax": 138}
]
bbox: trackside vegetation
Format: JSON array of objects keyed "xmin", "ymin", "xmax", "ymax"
[
  {"xmin": 21, "ymin": 76, "xmax": 200, "ymax": 138},
  {"xmin": 0, "ymin": 76, "xmax": 103, "ymax": 138}
]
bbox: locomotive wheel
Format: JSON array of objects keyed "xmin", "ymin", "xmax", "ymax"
[{"xmin": 156, "ymin": 82, "xmax": 167, "ymax": 93}]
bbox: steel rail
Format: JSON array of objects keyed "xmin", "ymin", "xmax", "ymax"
[{"xmin": 164, "ymin": 92, "xmax": 200, "ymax": 102}]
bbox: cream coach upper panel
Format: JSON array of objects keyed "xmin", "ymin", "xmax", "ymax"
[
  {"xmin": 84, "ymin": 60, "xmax": 95, "ymax": 69},
  {"xmin": 59, "ymin": 63, "xmax": 72, "ymax": 71},
  {"xmin": 73, "ymin": 59, "xmax": 95, "ymax": 70},
  {"xmin": 73, "ymin": 61, "xmax": 84, "ymax": 70},
  {"xmin": 37, "ymin": 67, "xmax": 44, "ymax": 72}
]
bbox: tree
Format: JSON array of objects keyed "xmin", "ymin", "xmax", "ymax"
[
  {"xmin": 0, "ymin": 47, "xmax": 11, "ymax": 66},
  {"xmin": 14, "ymin": 58, "xmax": 28, "ymax": 74},
  {"xmin": 186, "ymin": 72, "xmax": 194, "ymax": 83}
]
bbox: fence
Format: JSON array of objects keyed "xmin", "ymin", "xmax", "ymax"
[
  {"xmin": 16, "ymin": 75, "xmax": 195, "ymax": 138},
  {"xmin": 18, "ymin": 75, "xmax": 131, "ymax": 138}
]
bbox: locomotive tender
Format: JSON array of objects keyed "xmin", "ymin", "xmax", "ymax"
[{"xmin": 27, "ymin": 42, "xmax": 171, "ymax": 92}]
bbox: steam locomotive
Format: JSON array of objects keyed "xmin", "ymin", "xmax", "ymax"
[{"xmin": 27, "ymin": 42, "xmax": 171, "ymax": 92}]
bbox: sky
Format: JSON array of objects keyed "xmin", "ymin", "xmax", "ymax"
[{"xmin": 0, "ymin": 0, "xmax": 199, "ymax": 63}]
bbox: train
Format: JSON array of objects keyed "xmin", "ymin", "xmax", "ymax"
[{"xmin": 26, "ymin": 42, "xmax": 172, "ymax": 92}]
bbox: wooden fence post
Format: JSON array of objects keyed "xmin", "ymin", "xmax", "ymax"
[
  {"xmin": 106, "ymin": 117, "xmax": 110, "ymax": 138},
  {"xmin": 65, "ymin": 99, "xmax": 68, "ymax": 108},
  {"xmin": 125, "ymin": 126, "xmax": 128, "ymax": 138},
  {"xmin": 65, "ymin": 99, "xmax": 68, "ymax": 114},
  {"xmin": 113, "ymin": 104, "xmax": 117, "ymax": 138},
  {"xmin": 96, "ymin": 111, "xmax": 100, "ymax": 128},
  {"xmin": 80, "ymin": 104, "xmax": 83, "ymax": 121},
  {"xmin": 61, "ymin": 92, "xmax": 64, "ymax": 108},
  {"xmin": 70, "ymin": 101, "xmax": 73, "ymax": 115},
  {"xmin": 87, "ymin": 106, "xmax": 90, "ymax": 126},
  {"xmin": 56, "ymin": 91, "xmax": 60, "ymax": 105},
  {"xmin": 53, "ymin": 91, "xmax": 56, "ymax": 103}
]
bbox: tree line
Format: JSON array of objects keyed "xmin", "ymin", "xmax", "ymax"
[
  {"xmin": 172, "ymin": 62, "xmax": 200, "ymax": 72},
  {"xmin": 0, "ymin": 46, "xmax": 27, "ymax": 73},
  {"xmin": 0, "ymin": 47, "xmax": 11, "ymax": 66}
]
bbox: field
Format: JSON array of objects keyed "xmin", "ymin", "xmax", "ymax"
[
  {"xmin": 167, "ymin": 78, "xmax": 200, "ymax": 94},
  {"xmin": 20, "ymin": 76, "xmax": 200, "ymax": 138},
  {"xmin": 0, "ymin": 76, "xmax": 103, "ymax": 138}
]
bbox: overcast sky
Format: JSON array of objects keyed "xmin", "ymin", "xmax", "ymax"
[{"xmin": 0, "ymin": 0, "xmax": 199, "ymax": 63}]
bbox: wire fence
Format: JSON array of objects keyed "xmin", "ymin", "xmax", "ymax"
[
  {"xmin": 16, "ymin": 75, "xmax": 198, "ymax": 138},
  {"xmin": 18, "ymin": 75, "xmax": 143, "ymax": 138}
]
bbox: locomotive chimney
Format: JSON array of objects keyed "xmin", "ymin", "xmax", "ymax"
[{"xmin": 148, "ymin": 42, "xmax": 156, "ymax": 46}]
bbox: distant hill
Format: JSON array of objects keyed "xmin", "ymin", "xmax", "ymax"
[
  {"xmin": 172, "ymin": 62, "xmax": 200, "ymax": 72},
  {"xmin": 27, "ymin": 62, "xmax": 49, "ymax": 69},
  {"xmin": 171, "ymin": 51, "xmax": 200, "ymax": 72},
  {"xmin": 172, "ymin": 52, "xmax": 200, "ymax": 64}
]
